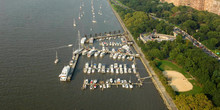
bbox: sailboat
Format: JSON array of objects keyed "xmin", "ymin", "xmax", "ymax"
[
  {"xmin": 54, "ymin": 51, "xmax": 59, "ymax": 64},
  {"xmin": 73, "ymin": 19, "xmax": 76, "ymax": 27},
  {"xmin": 92, "ymin": 16, "xmax": 96, "ymax": 23},
  {"xmin": 78, "ymin": 12, "xmax": 81, "ymax": 20}
]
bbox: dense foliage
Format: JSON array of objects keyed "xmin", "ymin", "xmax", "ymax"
[
  {"xmin": 118, "ymin": 0, "xmax": 220, "ymax": 50},
  {"xmin": 111, "ymin": 1, "xmax": 220, "ymax": 108}
]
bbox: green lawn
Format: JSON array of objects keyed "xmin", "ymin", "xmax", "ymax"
[{"xmin": 156, "ymin": 60, "xmax": 202, "ymax": 95}]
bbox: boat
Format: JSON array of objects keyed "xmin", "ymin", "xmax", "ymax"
[
  {"xmin": 68, "ymin": 44, "xmax": 73, "ymax": 47},
  {"xmin": 125, "ymin": 84, "xmax": 129, "ymax": 89},
  {"xmin": 73, "ymin": 48, "xmax": 83, "ymax": 55},
  {"xmin": 98, "ymin": 63, "xmax": 102, "ymax": 69},
  {"xmin": 92, "ymin": 68, "xmax": 95, "ymax": 73},
  {"xmin": 83, "ymin": 68, "xmax": 87, "ymax": 73},
  {"xmin": 85, "ymin": 62, "xmax": 89, "ymax": 68},
  {"xmin": 82, "ymin": 49, "xmax": 88, "ymax": 55},
  {"xmin": 113, "ymin": 53, "xmax": 118, "ymax": 60},
  {"xmin": 73, "ymin": 19, "xmax": 76, "ymax": 27},
  {"xmin": 119, "ymin": 64, "xmax": 122, "ymax": 68},
  {"xmin": 98, "ymin": 68, "xmax": 101, "ymax": 73},
  {"xmin": 78, "ymin": 12, "xmax": 81, "ymax": 20},
  {"xmin": 132, "ymin": 63, "xmax": 136, "ymax": 69},
  {"xmin": 106, "ymin": 68, "xmax": 110, "ymax": 73},
  {"xmin": 116, "ymin": 68, "xmax": 119, "ymax": 74},
  {"xmin": 110, "ymin": 67, "xmax": 114, "ymax": 74},
  {"xmin": 103, "ymin": 84, "xmax": 106, "ymax": 89},
  {"xmin": 124, "ymin": 67, "xmax": 127, "ymax": 74},
  {"xmin": 87, "ymin": 50, "xmax": 96, "ymax": 58},
  {"xmin": 118, "ymin": 54, "xmax": 122, "ymax": 60},
  {"xmin": 128, "ymin": 68, "xmax": 132, "ymax": 73},
  {"xmin": 110, "ymin": 78, "xmax": 113, "ymax": 83},
  {"xmin": 133, "ymin": 68, "xmax": 137, "ymax": 74},
  {"xmin": 59, "ymin": 65, "xmax": 70, "ymax": 81},
  {"xmin": 116, "ymin": 78, "xmax": 120, "ymax": 84},
  {"xmin": 94, "ymin": 51, "xmax": 101, "ymax": 57},
  {"xmin": 129, "ymin": 84, "xmax": 133, "ymax": 89},
  {"xmin": 122, "ymin": 55, "xmax": 126, "ymax": 60},
  {"xmin": 114, "ymin": 63, "xmax": 118, "ymax": 69},
  {"xmin": 90, "ymin": 85, "xmax": 93, "ymax": 90},
  {"xmin": 110, "ymin": 53, "xmax": 113, "ymax": 58},
  {"xmin": 106, "ymin": 83, "xmax": 111, "ymax": 88},
  {"xmin": 87, "ymin": 67, "xmax": 92, "ymax": 74},
  {"xmin": 54, "ymin": 51, "xmax": 59, "ymax": 64},
  {"xmin": 100, "ymin": 52, "xmax": 106, "ymax": 58},
  {"xmin": 93, "ymin": 63, "xmax": 97, "ymax": 69},
  {"xmin": 120, "ymin": 68, "xmax": 123, "ymax": 74},
  {"xmin": 69, "ymin": 60, "xmax": 74, "ymax": 66},
  {"xmin": 112, "ymin": 48, "xmax": 116, "ymax": 53},
  {"xmin": 101, "ymin": 65, "xmax": 105, "ymax": 73},
  {"xmin": 81, "ymin": 37, "xmax": 87, "ymax": 44},
  {"xmin": 94, "ymin": 79, "xmax": 98, "ymax": 84}
]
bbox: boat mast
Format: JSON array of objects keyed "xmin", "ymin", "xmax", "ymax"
[{"xmin": 78, "ymin": 30, "xmax": 81, "ymax": 49}]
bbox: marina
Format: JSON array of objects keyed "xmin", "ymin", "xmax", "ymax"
[{"xmin": 58, "ymin": 31, "xmax": 150, "ymax": 91}]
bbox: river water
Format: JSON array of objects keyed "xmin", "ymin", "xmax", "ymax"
[{"xmin": 0, "ymin": 0, "xmax": 167, "ymax": 109}]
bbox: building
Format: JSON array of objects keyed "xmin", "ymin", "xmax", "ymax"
[{"xmin": 140, "ymin": 32, "xmax": 176, "ymax": 43}]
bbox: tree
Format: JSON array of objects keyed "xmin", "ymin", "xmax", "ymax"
[{"xmin": 175, "ymin": 94, "xmax": 214, "ymax": 110}]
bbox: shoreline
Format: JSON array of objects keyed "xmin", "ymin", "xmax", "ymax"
[{"xmin": 107, "ymin": 0, "xmax": 177, "ymax": 109}]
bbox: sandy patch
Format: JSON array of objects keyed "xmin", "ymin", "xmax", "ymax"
[{"xmin": 163, "ymin": 70, "xmax": 193, "ymax": 92}]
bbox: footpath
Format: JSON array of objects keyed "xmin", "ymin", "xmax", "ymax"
[{"xmin": 107, "ymin": 0, "xmax": 178, "ymax": 109}]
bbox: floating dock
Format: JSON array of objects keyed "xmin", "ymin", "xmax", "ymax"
[{"xmin": 67, "ymin": 54, "xmax": 79, "ymax": 81}]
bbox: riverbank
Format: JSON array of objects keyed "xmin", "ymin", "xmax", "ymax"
[{"xmin": 107, "ymin": 0, "xmax": 177, "ymax": 109}]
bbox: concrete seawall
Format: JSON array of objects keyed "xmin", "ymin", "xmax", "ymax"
[{"xmin": 107, "ymin": 0, "xmax": 178, "ymax": 109}]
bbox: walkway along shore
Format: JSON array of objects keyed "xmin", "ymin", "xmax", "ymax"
[{"xmin": 107, "ymin": 0, "xmax": 178, "ymax": 109}]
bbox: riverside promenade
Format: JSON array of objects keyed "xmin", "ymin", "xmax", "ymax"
[{"xmin": 108, "ymin": 0, "xmax": 178, "ymax": 109}]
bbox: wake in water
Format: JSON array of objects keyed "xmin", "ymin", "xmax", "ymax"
[{"xmin": 19, "ymin": 44, "xmax": 73, "ymax": 56}]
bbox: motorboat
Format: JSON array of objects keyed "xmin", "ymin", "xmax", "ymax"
[
  {"xmin": 82, "ymin": 49, "xmax": 88, "ymax": 55},
  {"xmin": 116, "ymin": 68, "xmax": 119, "ymax": 74},
  {"xmin": 59, "ymin": 65, "xmax": 70, "ymax": 81},
  {"xmin": 100, "ymin": 52, "xmax": 106, "ymax": 58},
  {"xmin": 92, "ymin": 68, "xmax": 95, "ymax": 73},
  {"xmin": 118, "ymin": 54, "xmax": 122, "ymax": 60},
  {"xmin": 98, "ymin": 63, "xmax": 102, "ymax": 69},
  {"xmin": 85, "ymin": 62, "xmax": 89, "ymax": 68},
  {"xmin": 94, "ymin": 51, "xmax": 101, "ymax": 57},
  {"xmin": 83, "ymin": 68, "xmax": 87, "ymax": 73},
  {"xmin": 120, "ymin": 68, "xmax": 123, "ymax": 74},
  {"xmin": 106, "ymin": 68, "xmax": 110, "ymax": 73},
  {"xmin": 128, "ymin": 68, "xmax": 132, "ymax": 73},
  {"xmin": 114, "ymin": 63, "xmax": 118, "ymax": 69},
  {"xmin": 87, "ymin": 67, "xmax": 92, "ymax": 74}
]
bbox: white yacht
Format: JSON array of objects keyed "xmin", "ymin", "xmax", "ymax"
[
  {"xmin": 92, "ymin": 68, "xmax": 95, "ymax": 73},
  {"xmin": 59, "ymin": 65, "xmax": 70, "ymax": 81},
  {"xmin": 118, "ymin": 54, "xmax": 122, "ymax": 60},
  {"xmin": 82, "ymin": 49, "xmax": 88, "ymax": 55},
  {"xmin": 83, "ymin": 68, "xmax": 87, "ymax": 73},
  {"xmin": 98, "ymin": 63, "xmax": 102, "ymax": 69},
  {"xmin": 81, "ymin": 37, "xmax": 87, "ymax": 44},
  {"xmin": 116, "ymin": 68, "xmax": 119, "ymax": 74},
  {"xmin": 114, "ymin": 63, "xmax": 118, "ymax": 69},
  {"xmin": 94, "ymin": 51, "xmax": 101, "ymax": 57},
  {"xmin": 100, "ymin": 52, "xmax": 106, "ymax": 58},
  {"xmin": 128, "ymin": 68, "xmax": 132, "ymax": 73},
  {"xmin": 87, "ymin": 67, "xmax": 92, "ymax": 74},
  {"xmin": 120, "ymin": 68, "xmax": 123, "ymax": 74},
  {"xmin": 85, "ymin": 62, "xmax": 89, "ymax": 68}
]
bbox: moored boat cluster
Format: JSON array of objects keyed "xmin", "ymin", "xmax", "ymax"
[{"xmin": 82, "ymin": 78, "xmax": 134, "ymax": 90}]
